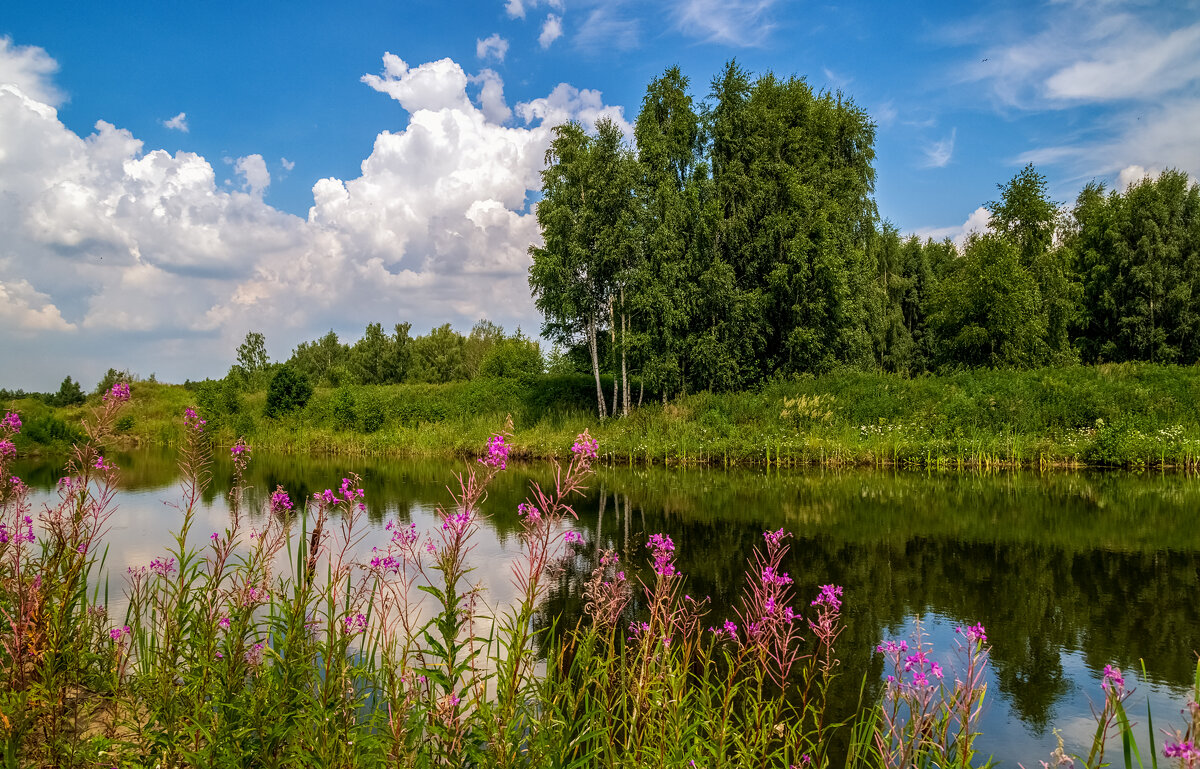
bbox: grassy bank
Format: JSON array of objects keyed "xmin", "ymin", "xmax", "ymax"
[
  {"xmin": 3, "ymin": 397, "xmax": 1197, "ymax": 767},
  {"xmin": 9, "ymin": 363, "xmax": 1200, "ymax": 469}
]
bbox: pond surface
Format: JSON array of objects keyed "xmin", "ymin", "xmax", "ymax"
[{"xmin": 12, "ymin": 447, "xmax": 1200, "ymax": 766}]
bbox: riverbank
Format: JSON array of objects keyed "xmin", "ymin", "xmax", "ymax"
[{"xmin": 8, "ymin": 363, "xmax": 1200, "ymax": 469}]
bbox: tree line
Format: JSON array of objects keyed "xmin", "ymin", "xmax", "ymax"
[{"xmin": 529, "ymin": 62, "xmax": 1200, "ymax": 417}]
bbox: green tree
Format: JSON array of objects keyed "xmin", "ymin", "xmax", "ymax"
[
  {"xmin": 478, "ymin": 331, "xmax": 543, "ymax": 378},
  {"xmin": 529, "ymin": 118, "xmax": 637, "ymax": 418},
  {"xmin": 463, "ymin": 319, "xmax": 505, "ymax": 380},
  {"xmin": 931, "ymin": 234, "xmax": 1046, "ymax": 368},
  {"xmin": 92, "ymin": 368, "xmax": 132, "ymax": 397},
  {"xmin": 350, "ymin": 323, "xmax": 395, "ymax": 385},
  {"xmin": 264, "ymin": 366, "xmax": 313, "ymax": 418},
  {"xmin": 631, "ymin": 66, "xmax": 704, "ymax": 400},
  {"xmin": 1069, "ymin": 170, "xmax": 1200, "ymax": 363},
  {"xmin": 985, "ymin": 164, "xmax": 1079, "ymax": 362},
  {"xmin": 408, "ymin": 324, "xmax": 466, "ymax": 383},
  {"xmin": 50, "ymin": 376, "xmax": 86, "ymax": 407},
  {"xmin": 289, "ymin": 330, "xmax": 351, "ymax": 386},
  {"xmin": 236, "ymin": 331, "xmax": 270, "ymax": 389}
]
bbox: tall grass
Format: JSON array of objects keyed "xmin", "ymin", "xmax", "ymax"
[{"xmin": 1, "ymin": 390, "xmax": 1197, "ymax": 767}]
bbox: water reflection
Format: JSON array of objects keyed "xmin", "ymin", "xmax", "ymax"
[{"xmin": 11, "ymin": 450, "xmax": 1199, "ymax": 765}]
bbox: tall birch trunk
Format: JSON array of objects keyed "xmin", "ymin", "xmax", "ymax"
[
  {"xmin": 620, "ymin": 286, "xmax": 629, "ymax": 416},
  {"xmin": 609, "ymin": 298, "xmax": 619, "ymax": 417},
  {"xmin": 589, "ymin": 315, "xmax": 607, "ymax": 420}
]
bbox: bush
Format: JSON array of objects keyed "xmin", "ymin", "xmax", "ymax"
[
  {"xmin": 264, "ymin": 366, "xmax": 313, "ymax": 418},
  {"xmin": 332, "ymin": 387, "xmax": 357, "ymax": 431}
]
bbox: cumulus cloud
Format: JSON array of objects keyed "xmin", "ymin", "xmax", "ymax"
[
  {"xmin": 539, "ymin": 14, "xmax": 564, "ymax": 48},
  {"xmin": 0, "ymin": 37, "xmax": 63, "ymax": 106},
  {"xmin": 0, "ymin": 274, "xmax": 75, "ymax": 333},
  {"xmin": 921, "ymin": 128, "xmax": 956, "ymax": 168},
  {"xmin": 668, "ymin": 0, "xmax": 781, "ymax": 46},
  {"xmin": 476, "ymin": 33, "xmax": 509, "ymax": 62},
  {"xmin": 162, "ymin": 111, "xmax": 188, "ymax": 132},
  {"xmin": 913, "ymin": 206, "xmax": 991, "ymax": 250},
  {"xmin": 0, "ymin": 42, "xmax": 627, "ymax": 388},
  {"xmin": 235, "ymin": 154, "xmax": 270, "ymax": 196}
]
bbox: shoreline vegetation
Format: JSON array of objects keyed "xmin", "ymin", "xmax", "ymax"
[
  {"xmin": 8, "ymin": 362, "xmax": 1200, "ymax": 471},
  {"xmin": 1, "ymin": 389, "xmax": 1197, "ymax": 767}
]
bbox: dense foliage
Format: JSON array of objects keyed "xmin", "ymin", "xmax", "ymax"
[{"xmin": 528, "ymin": 63, "xmax": 1200, "ymax": 417}]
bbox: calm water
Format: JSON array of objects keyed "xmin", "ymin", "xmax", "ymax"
[{"xmin": 12, "ymin": 448, "xmax": 1200, "ymax": 766}]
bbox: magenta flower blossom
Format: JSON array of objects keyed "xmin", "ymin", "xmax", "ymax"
[
  {"xmin": 94, "ymin": 455, "xmax": 114, "ymax": 471},
  {"xmin": 480, "ymin": 434, "xmax": 510, "ymax": 470},
  {"xmin": 571, "ymin": 431, "xmax": 599, "ymax": 461},
  {"xmin": 1101, "ymin": 664, "xmax": 1126, "ymax": 692},
  {"xmin": 763, "ymin": 528, "xmax": 789, "ymax": 546},
  {"xmin": 245, "ymin": 642, "xmax": 265, "ymax": 666},
  {"xmin": 1164, "ymin": 740, "xmax": 1198, "ymax": 764},
  {"xmin": 183, "ymin": 407, "xmax": 206, "ymax": 432},
  {"xmin": 104, "ymin": 383, "xmax": 131, "ymax": 403},
  {"xmin": 563, "ymin": 530, "xmax": 584, "ymax": 545},
  {"xmin": 342, "ymin": 613, "xmax": 368, "ymax": 634},
  {"xmin": 956, "ymin": 622, "xmax": 988, "ymax": 644},
  {"xmin": 270, "ymin": 486, "xmax": 293, "ymax": 514},
  {"xmin": 149, "ymin": 557, "xmax": 176, "ymax": 578},
  {"xmin": 517, "ymin": 502, "xmax": 541, "ymax": 522},
  {"xmin": 811, "ymin": 584, "xmax": 843, "ymax": 612},
  {"xmin": 109, "ymin": 625, "xmax": 131, "ymax": 641},
  {"xmin": 709, "ymin": 619, "xmax": 738, "ymax": 641},
  {"xmin": 1, "ymin": 411, "xmax": 22, "ymax": 433},
  {"xmin": 442, "ymin": 510, "xmax": 472, "ymax": 534},
  {"xmin": 0, "ymin": 441, "xmax": 14, "ymax": 460},
  {"xmin": 218, "ymin": 617, "xmax": 231, "ymax": 630},
  {"xmin": 647, "ymin": 533, "xmax": 677, "ymax": 577}
]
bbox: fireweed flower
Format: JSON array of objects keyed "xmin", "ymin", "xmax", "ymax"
[
  {"xmin": 956, "ymin": 622, "xmax": 988, "ymax": 644},
  {"xmin": 1164, "ymin": 740, "xmax": 1199, "ymax": 765},
  {"xmin": 1, "ymin": 411, "xmax": 22, "ymax": 433},
  {"xmin": 764, "ymin": 527, "xmax": 789, "ymax": 547},
  {"xmin": 517, "ymin": 502, "xmax": 541, "ymax": 522},
  {"xmin": 109, "ymin": 626, "xmax": 131, "ymax": 641},
  {"xmin": 270, "ymin": 486, "xmax": 293, "ymax": 514},
  {"xmin": 245, "ymin": 642, "xmax": 265, "ymax": 667},
  {"xmin": 183, "ymin": 407, "xmax": 206, "ymax": 431},
  {"xmin": 1101, "ymin": 664, "xmax": 1126, "ymax": 693},
  {"xmin": 94, "ymin": 455, "xmax": 115, "ymax": 471},
  {"xmin": 480, "ymin": 434, "xmax": 510, "ymax": 470},
  {"xmin": 149, "ymin": 557, "xmax": 176, "ymax": 578},
  {"xmin": 0, "ymin": 440, "xmax": 14, "ymax": 460},
  {"xmin": 571, "ymin": 431, "xmax": 599, "ymax": 461},
  {"xmin": 563, "ymin": 530, "xmax": 583, "ymax": 545},
  {"xmin": 104, "ymin": 383, "xmax": 131, "ymax": 402},
  {"xmin": 218, "ymin": 617, "xmax": 231, "ymax": 630},
  {"xmin": 812, "ymin": 584, "xmax": 843, "ymax": 611},
  {"xmin": 647, "ymin": 533, "xmax": 677, "ymax": 577},
  {"xmin": 443, "ymin": 510, "xmax": 472, "ymax": 534},
  {"xmin": 342, "ymin": 613, "xmax": 368, "ymax": 634}
]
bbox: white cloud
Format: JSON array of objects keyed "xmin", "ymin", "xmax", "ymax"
[
  {"xmin": 0, "ymin": 36, "xmax": 63, "ymax": 106},
  {"xmin": 913, "ymin": 206, "xmax": 991, "ymax": 250},
  {"xmin": 1019, "ymin": 98, "xmax": 1200, "ymax": 187},
  {"xmin": 1043, "ymin": 21, "xmax": 1200, "ymax": 102},
  {"xmin": 669, "ymin": 0, "xmax": 780, "ymax": 46},
  {"xmin": 1116, "ymin": 164, "xmax": 1160, "ymax": 190},
  {"xmin": 476, "ymin": 33, "xmax": 509, "ymax": 62},
  {"xmin": 575, "ymin": 6, "xmax": 640, "ymax": 52},
  {"xmin": 539, "ymin": 14, "xmax": 564, "ymax": 49},
  {"xmin": 0, "ymin": 42, "xmax": 629, "ymax": 388},
  {"xmin": 235, "ymin": 154, "xmax": 270, "ymax": 196},
  {"xmin": 0, "ymin": 274, "xmax": 75, "ymax": 333},
  {"xmin": 471, "ymin": 69, "xmax": 513, "ymax": 123},
  {"xmin": 162, "ymin": 111, "xmax": 188, "ymax": 132},
  {"xmin": 281, "ymin": 157, "xmax": 295, "ymax": 171},
  {"xmin": 921, "ymin": 128, "xmax": 956, "ymax": 168},
  {"xmin": 515, "ymin": 81, "xmax": 633, "ymax": 138},
  {"xmin": 504, "ymin": 0, "xmax": 563, "ymax": 21}
]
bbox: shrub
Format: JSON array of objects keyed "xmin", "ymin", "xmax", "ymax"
[{"xmin": 264, "ymin": 365, "xmax": 313, "ymax": 418}]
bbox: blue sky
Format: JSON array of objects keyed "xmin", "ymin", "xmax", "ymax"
[{"xmin": 2, "ymin": 0, "xmax": 1197, "ymax": 389}]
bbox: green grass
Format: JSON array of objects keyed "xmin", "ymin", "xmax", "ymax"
[{"xmin": 10, "ymin": 363, "xmax": 1200, "ymax": 469}]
